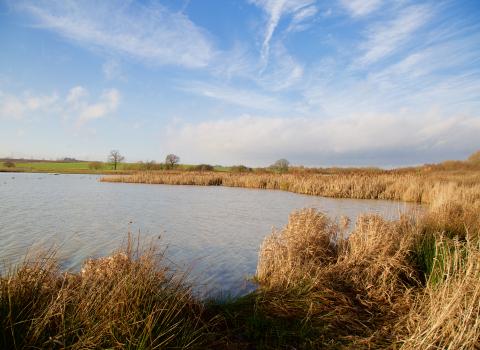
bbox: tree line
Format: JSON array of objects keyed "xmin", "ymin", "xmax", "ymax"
[
  {"xmin": 105, "ymin": 150, "xmax": 181, "ymax": 171},
  {"xmin": 104, "ymin": 150, "xmax": 290, "ymax": 172}
]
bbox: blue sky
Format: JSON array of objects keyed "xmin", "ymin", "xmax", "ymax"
[{"xmin": 0, "ymin": 0, "xmax": 479, "ymax": 166}]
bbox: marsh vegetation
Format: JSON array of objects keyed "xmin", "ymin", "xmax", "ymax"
[
  {"xmin": 101, "ymin": 167, "xmax": 480, "ymax": 205},
  {"xmin": 2, "ymin": 155, "xmax": 479, "ymax": 348}
]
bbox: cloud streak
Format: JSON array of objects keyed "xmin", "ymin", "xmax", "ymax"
[
  {"xmin": 340, "ymin": 0, "xmax": 383, "ymax": 17},
  {"xmin": 15, "ymin": 0, "xmax": 215, "ymax": 68},
  {"xmin": 250, "ymin": 0, "xmax": 317, "ymax": 64},
  {"xmin": 358, "ymin": 4, "xmax": 432, "ymax": 65},
  {"xmin": 178, "ymin": 81, "xmax": 288, "ymax": 112}
]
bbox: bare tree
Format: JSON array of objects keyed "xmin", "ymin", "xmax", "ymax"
[
  {"xmin": 108, "ymin": 150, "xmax": 125, "ymax": 170},
  {"xmin": 271, "ymin": 159, "xmax": 290, "ymax": 173},
  {"xmin": 165, "ymin": 154, "xmax": 180, "ymax": 169}
]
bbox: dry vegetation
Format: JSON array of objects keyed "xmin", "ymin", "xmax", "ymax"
[
  {"xmin": 101, "ymin": 167, "xmax": 480, "ymax": 204},
  {"xmin": 2, "ymin": 155, "xmax": 480, "ymax": 349},
  {"xmin": 0, "ymin": 236, "xmax": 219, "ymax": 349},
  {"xmin": 253, "ymin": 194, "xmax": 480, "ymax": 348}
]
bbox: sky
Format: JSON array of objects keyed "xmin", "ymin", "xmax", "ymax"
[{"xmin": 0, "ymin": 0, "xmax": 479, "ymax": 167}]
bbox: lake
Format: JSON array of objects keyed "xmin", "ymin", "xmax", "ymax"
[{"xmin": 0, "ymin": 172, "xmax": 421, "ymax": 296}]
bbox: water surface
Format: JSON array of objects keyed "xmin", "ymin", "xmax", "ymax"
[{"xmin": 0, "ymin": 173, "xmax": 421, "ymax": 296}]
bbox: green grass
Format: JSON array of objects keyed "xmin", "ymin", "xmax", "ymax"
[
  {"xmin": 0, "ymin": 161, "xmax": 133, "ymax": 174},
  {"xmin": 0, "ymin": 161, "xmax": 236, "ymax": 174},
  {"xmin": 15, "ymin": 162, "xmax": 93, "ymax": 170}
]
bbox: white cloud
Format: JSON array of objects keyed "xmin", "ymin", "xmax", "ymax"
[
  {"xmin": 15, "ymin": 0, "xmax": 215, "ymax": 68},
  {"xmin": 0, "ymin": 86, "xmax": 119, "ymax": 126},
  {"xmin": 340, "ymin": 0, "xmax": 383, "ymax": 17},
  {"xmin": 76, "ymin": 89, "xmax": 119, "ymax": 125},
  {"xmin": 250, "ymin": 0, "xmax": 316, "ymax": 64},
  {"xmin": 162, "ymin": 112, "xmax": 480, "ymax": 166},
  {"xmin": 358, "ymin": 4, "xmax": 432, "ymax": 65},
  {"xmin": 66, "ymin": 86, "xmax": 88, "ymax": 106},
  {"xmin": 0, "ymin": 91, "xmax": 58, "ymax": 120}
]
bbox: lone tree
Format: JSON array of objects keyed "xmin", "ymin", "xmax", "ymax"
[
  {"xmin": 165, "ymin": 154, "xmax": 180, "ymax": 169},
  {"xmin": 108, "ymin": 150, "xmax": 124, "ymax": 170},
  {"xmin": 272, "ymin": 158, "xmax": 290, "ymax": 173}
]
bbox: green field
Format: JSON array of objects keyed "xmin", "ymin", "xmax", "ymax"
[
  {"xmin": 0, "ymin": 161, "xmax": 127, "ymax": 174},
  {"xmin": 0, "ymin": 160, "xmax": 233, "ymax": 174}
]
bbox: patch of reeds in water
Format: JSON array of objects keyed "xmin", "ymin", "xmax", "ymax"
[{"xmin": 101, "ymin": 170, "xmax": 480, "ymax": 204}]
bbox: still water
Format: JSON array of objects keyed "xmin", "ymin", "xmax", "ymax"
[{"xmin": 0, "ymin": 172, "xmax": 421, "ymax": 296}]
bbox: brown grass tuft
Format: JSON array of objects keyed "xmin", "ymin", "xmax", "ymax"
[
  {"xmin": 254, "ymin": 196, "xmax": 480, "ymax": 348},
  {"xmin": 399, "ymin": 236, "xmax": 480, "ymax": 349},
  {"xmin": 0, "ymin": 235, "xmax": 216, "ymax": 349}
]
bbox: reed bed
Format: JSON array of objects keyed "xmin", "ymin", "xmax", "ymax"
[{"xmin": 101, "ymin": 170, "xmax": 480, "ymax": 204}]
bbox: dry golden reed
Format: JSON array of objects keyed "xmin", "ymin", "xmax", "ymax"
[
  {"xmin": 0, "ymin": 235, "xmax": 216, "ymax": 349},
  {"xmin": 256, "ymin": 209, "xmax": 420, "ymax": 347},
  {"xmin": 255, "ymin": 186, "xmax": 480, "ymax": 348},
  {"xmin": 101, "ymin": 169, "xmax": 480, "ymax": 204},
  {"xmin": 400, "ymin": 237, "xmax": 480, "ymax": 350}
]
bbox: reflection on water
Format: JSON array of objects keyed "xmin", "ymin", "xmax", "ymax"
[{"xmin": 0, "ymin": 172, "xmax": 421, "ymax": 296}]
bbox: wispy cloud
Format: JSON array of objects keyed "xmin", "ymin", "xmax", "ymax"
[
  {"xmin": 66, "ymin": 86, "xmax": 88, "ymax": 107},
  {"xmin": 3, "ymin": 0, "xmax": 479, "ymax": 165},
  {"xmin": 102, "ymin": 60, "xmax": 125, "ymax": 81},
  {"xmin": 14, "ymin": 0, "xmax": 215, "ymax": 68},
  {"xmin": 340, "ymin": 0, "xmax": 383, "ymax": 17},
  {"xmin": 358, "ymin": 4, "xmax": 432, "ymax": 65},
  {"xmin": 178, "ymin": 81, "xmax": 286, "ymax": 112},
  {"xmin": 257, "ymin": 42, "xmax": 304, "ymax": 90},
  {"xmin": 249, "ymin": 0, "xmax": 317, "ymax": 64},
  {"xmin": 293, "ymin": 14, "xmax": 480, "ymax": 122},
  {"xmin": 287, "ymin": 4, "xmax": 318, "ymax": 32}
]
